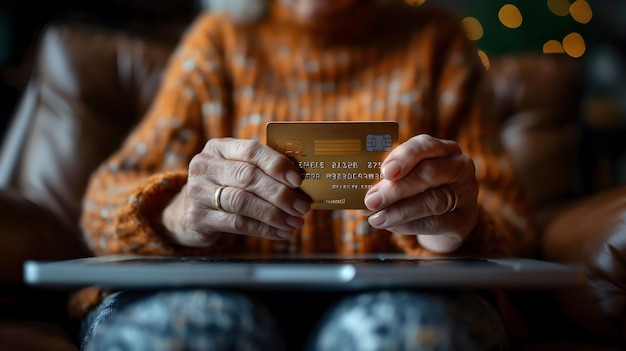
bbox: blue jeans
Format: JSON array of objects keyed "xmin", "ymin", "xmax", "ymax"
[{"xmin": 81, "ymin": 289, "xmax": 508, "ymax": 351}]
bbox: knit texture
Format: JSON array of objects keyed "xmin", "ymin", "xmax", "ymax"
[{"xmin": 76, "ymin": 1, "xmax": 535, "ymax": 316}]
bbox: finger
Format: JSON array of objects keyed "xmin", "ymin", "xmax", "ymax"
[
  {"xmin": 189, "ymin": 154, "xmax": 311, "ymax": 217},
  {"xmin": 213, "ymin": 186, "xmax": 306, "ymax": 231},
  {"xmin": 365, "ymin": 154, "xmax": 475, "ymax": 212},
  {"xmin": 185, "ymin": 182, "xmax": 305, "ymax": 234},
  {"xmin": 379, "ymin": 134, "xmax": 461, "ymax": 181},
  {"xmin": 374, "ymin": 210, "xmax": 475, "ymax": 254},
  {"xmin": 367, "ymin": 186, "xmax": 476, "ymax": 230},
  {"xmin": 192, "ymin": 209, "xmax": 299, "ymax": 242},
  {"xmin": 203, "ymin": 138, "xmax": 302, "ymax": 188}
]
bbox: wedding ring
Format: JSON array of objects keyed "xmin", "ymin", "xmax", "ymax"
[
  {"xmin": 440, "ymin": 186, "xmax": 458, "ymax": 213},
  {"xmin": 214, "ymin": 185, "xmax": 227, "ymax": 212}
]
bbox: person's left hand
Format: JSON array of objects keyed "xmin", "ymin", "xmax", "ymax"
[{"xmin": 362, "ymin": 134, "xmax": 479, "ymax": 253}]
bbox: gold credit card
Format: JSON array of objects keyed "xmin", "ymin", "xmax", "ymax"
[{"xmin": 267, "ymin": 121, "xmax": 399, "ymax": 209}]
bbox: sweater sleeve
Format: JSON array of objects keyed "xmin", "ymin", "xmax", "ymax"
[
  {"xmin": 81, "ymin": 13, "xmax": 233, "ymax": 256},
  {"xmin": 393, "ymin": 15, "xmax": 536, "ymax": 257}
]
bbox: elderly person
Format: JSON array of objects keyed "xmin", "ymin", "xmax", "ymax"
[{"xmin": 75, "ymin": 0, "xmax": 535, "ymax": 350}]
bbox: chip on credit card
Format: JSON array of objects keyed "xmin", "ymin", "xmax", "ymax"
[{"xmin": 266, "ymin": 121, "xmax": 399, "ymax": 209}]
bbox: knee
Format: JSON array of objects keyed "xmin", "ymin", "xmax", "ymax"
[
  {"xmin": 85, "ymin": 289, "xmax": 283, "ymax": 351},
  {"xmin": 309, "ymin": 290, "xmax": 507, "ymax": 351}
]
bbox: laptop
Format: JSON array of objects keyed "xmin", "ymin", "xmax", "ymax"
[{"xmin": 23, "ymin": 253, "xmax": 585, "ymax": 290}]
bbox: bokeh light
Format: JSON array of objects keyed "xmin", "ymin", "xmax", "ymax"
[
  {"xmin": 498, "ymin": 4, "xmax": 523, "ymax": 29},
  {"xmin": 477, "ymin": 50, "xmax": 490, "ymax": 70},
  {"xmin": 462, "ymin": 17, "xmax": 484, "ymax": 41},
  {"xmin": 562, "ymin": 32, "xmax": 586, "ymax": 58},
  {"xmin": 570, "ymin": 0, "xmax": 592, "ymax": 24},
  {"xmin": 547, "ymin": 0, "xmax": 570, "ymax": 17},
  {"xmin": 447, "ymin": 0, "xmax": 595, "ymax": 59},
  {"xmin": 543, "ymin": 40, "xmax": 565, "ymax": 54},
  {"xmin": 437, "ymin": 0, "xmax": 625, "ymax": 182}
]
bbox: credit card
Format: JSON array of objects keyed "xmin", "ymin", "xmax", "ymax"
[{"xmin": 266, "ymin": 121, "xmax": 399, "ymax": 209}]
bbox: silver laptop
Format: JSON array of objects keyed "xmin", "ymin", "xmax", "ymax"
[{"xmin": 23, "ymin": 253, "xmax": 585, "ymax": 290}]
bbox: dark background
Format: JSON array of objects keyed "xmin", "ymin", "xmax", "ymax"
[
  {"xmin": 0, "ymin": 0, "xmax": 200, "ymax": 138},
  {"xmin": 0, "ymin": 0, "xmax": 624, "ymax": 183}
]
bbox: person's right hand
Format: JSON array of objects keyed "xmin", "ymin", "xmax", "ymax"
[{"xmin": 162, "ymin": 138, "xmax": 311, "ymax": 247}]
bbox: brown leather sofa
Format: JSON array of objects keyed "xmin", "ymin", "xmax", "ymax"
[{"xmin": 1, "ymin": 22, "xmax": 625, "ymax": 350}]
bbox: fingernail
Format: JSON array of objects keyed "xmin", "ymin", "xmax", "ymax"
[
  {"xmin": 364, "ymin": 192, "xmax": 383, "ymax": 210},
  {"xmin": 286, "ymin": 170, "xmax": 302, "ymax": 188},
  {"xmin": 368, "ymin": 212, "xmax": 386, "ymax": 227},
  {"xmin": 286, "ymin": 216, "xmax": 305, "ymax": 229},
  {"xmin": 381, "ymin": 161, "xmax": 401, "ymax": 179},
  {"xmin": 276, "ymin": 230, "xmax": 295, "ymax": 240},
  {"xmin": 293, "ymin": 197, "xmax": 311, "ymax": 215}
]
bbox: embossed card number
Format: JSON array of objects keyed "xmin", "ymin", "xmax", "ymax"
[{"xmin": 266, "ymin": 121, "xmax": 399, "ymax": 209}]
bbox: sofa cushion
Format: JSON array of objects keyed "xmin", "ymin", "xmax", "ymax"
[
  {"xmin": 487, "ymin": 54, "xmax": 585, "ymax": 231},
  {"xmin": 0, "ymin": 24, "xmax": 175, "ymax": 230},
  {"xmin": 544, "ymin": 184, "xmax": 626, "ymax": 344}
]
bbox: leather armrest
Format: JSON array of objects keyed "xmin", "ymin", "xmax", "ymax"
[
  {"xmin": 542, "ymin": 185, "xmax": 626, "ymax": 344},
  {"xmin": 0, "ymin": 189, "xmax": 90, "ymax": 286}
]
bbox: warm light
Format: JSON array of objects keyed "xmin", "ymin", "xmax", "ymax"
[
  {"xmin": 404, "ymin": 0, "xmax": 426, "ymax": 6},
  {"xmin": 462, "ymin": 17, "xmax": 484, "ymax": 41},
  {"xmin": 477, "ymin": 50, "xmax": 490, "ymax": 70},
  {"xmin": 547, "ymin": 0, "xmax": 570, "ymax": 16},
  {"xmin": 543, "ymin": 40, "xmax": 565, "ymax": 54},
  {"xmin": 570, "ymin": 0, "xmax": 593, "ymax": 24},
  {"xmin": 498, "ymin": 4, "xmax": 523, "ymax": 29},
  {"xmin": 563, "ymin": 32, "xmax": 586, "ymax": 58}
]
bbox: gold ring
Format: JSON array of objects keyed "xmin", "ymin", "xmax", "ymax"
[
  {"xmin": 440, "ymin": 186, "xmax": 458, "ymax": 213},
  {"xmin": 214, "ymin": 185, "xmax": 227, "ymax": 211}
]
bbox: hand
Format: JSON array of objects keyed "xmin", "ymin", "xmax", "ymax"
[
  {"xmin": 162, "ymin": 138, "xmax": 311, "ymax": 247},
  {"xmin": 363, "ymin": 134, "xmax": 479, "ymax": 253}
]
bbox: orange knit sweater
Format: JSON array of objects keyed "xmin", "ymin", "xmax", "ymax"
[{"xmin": 74, "ymin": 1, "xmax": 535, "ymax": 317}]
